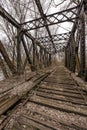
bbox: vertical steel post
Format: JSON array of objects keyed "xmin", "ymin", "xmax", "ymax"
[
  {"xmin": 47, "ymin": 53, "xmax": 49, "ymax": 66},
  {"xmin": 40, "ymin": 48, "xmax": 42, "ymax": 62},
  {"xmin": 17, "ymin": 29, "xmax": 22, "ymax": 75},
  {"xmin": 80, "ymin": 16, "xmax": 85, "ymax": 76},
  {"xmin": 32, "ymin": 42, "xmax": 36, "ymax": 66},
  {"xmin": 65, "ymin": 47, "xmax": 67, "ymax": 67},
  {"xmin": 71, "ymin": 37, "xmax": 76, "ymax": 72},
  {"xmin": 44, "ymin": 51, "xmax": 47, "ymax": 67},
  {"xmin": 39, "ymin": 47, "xmax": 43, "ymax": 68},
  {"xmin": 49, "ymin": 54, "xmax": 51, "ymax": 65}
]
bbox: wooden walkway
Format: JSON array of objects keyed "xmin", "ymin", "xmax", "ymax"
[{"xmin": 0, "ymin": 64, "xmax": 87, "ymax": 130}]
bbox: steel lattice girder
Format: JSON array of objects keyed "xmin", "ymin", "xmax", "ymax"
[
  {"xmin": 21, "ymin": 6, "xmax": 79, "ymax": 31},
  {"xmin": 43, "ymin": 41, "xmax": 67, "ymax": 53},
  {"xmin": 36, "ymin": 32, "xmax": 71, "ymax": 43},
  {"xmin": 35, "ymin": 32, "xmax": 71, "ymax": 53},
  {"xmin": 43, "ymin": 42, "xmax": 67, "ymax": 47},
  {"xmin": 47, "ymin": 47, "xmax": 65, "ymax": 54}
]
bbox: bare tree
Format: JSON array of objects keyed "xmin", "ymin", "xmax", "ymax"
[{"xmin": 0, "ymin": 0, "xmax": 34, "ymax": 76}]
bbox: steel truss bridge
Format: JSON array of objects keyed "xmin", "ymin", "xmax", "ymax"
[{"xmin": 0, "ymin": 0, "xmax": 87, "ymax": 79}]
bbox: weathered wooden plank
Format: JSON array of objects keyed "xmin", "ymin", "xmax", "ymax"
[
  {"xmin": 23, "ymin": 114, "xmax": 60, "ymax": 130},
  {"xmin": 25, "ymin": 105, "xmax": 87, "ymax": 130},
  {"xmin": 39, "ymin": 85, "xmax": 82, "ymax": 94},
  {"xmin": 0, "ymin": 96, "xmax": 19, "ymax": 115},
  {"xmin": 34, "ymin": 90, "xmax": 86, "ymax": 105},
  {"xmin": 43, "ymin": 78, "xmax": 75, "ymax": 85},
  {"xmin": 17, "ymin": 116, "xmax": 53, "ymax": 130},
  {"xmin": 29, "ymin": 95, "xmax": 87, "ymax": 116},
  {"xmin": 40, "ymin": 82, "xmax": 81, "ymax": 91},
  {"xmin": 37, "ymin": 88, "xmax": 83, "ymax": 99},
  {"xmin": 0, "ymin": 71, "xmax": 52, "ymax": 116}
]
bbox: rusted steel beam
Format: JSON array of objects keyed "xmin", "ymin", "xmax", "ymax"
[
  {"xmin": 0, "ymin": 41, "xmax": 16, "ymax": 74},
  {"xmin": 25, "ymin": 33, "xmax": 50, "ymax": 54},
  {"xmin": 21, "ymin": 6, "xmax": 79, "ymax": 31},
  {"xmin": 65, "ymin": 1, "xmax": 85, "ymax": 73},
  {"xmin": 0, "ymin": 5, "xmax": 20, "ymax": 28},
  {"xmin": 34, "ymin": 0, "xmax": 56, "ymax": 52},
  {"xmin": 22, "ymin": 36, "xmax": 32, "ymax": 65},
  {"xmin": 17, "ymin": 29, "xmax": 23, "ymax": 74},
  {"xmin": 80, "ymin": 16, "xmax": 85, "ymax": 76},
  {"xmin": 36, "ymin": 32, "xmax": 71, "ymax": 43},
  {"xmin": 0, "ymin": 55, "xmax": 9, "ymax": 78},
  {"xmin": 0, "ymin": 6, "xmax": 50, "ymax": 55},
  {"xmin": 32, "ymin": 42, "xmax": 36, "ymax": 66}
]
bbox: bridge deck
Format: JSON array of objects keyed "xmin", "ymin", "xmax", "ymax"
[{"xmin": 0, "ymin": 64, "xmax": 87, "ymax": 130}]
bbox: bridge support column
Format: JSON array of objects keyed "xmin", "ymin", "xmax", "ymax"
[
  {"xmin": 43, "ymin": 50, "xmax": 48, "ymax": 67},
  {"xmin": 65, "ymin": 36, "xmax": 76, "ymax": 73},
  {"xmin": 70, "ymin": 37, "xmax": 76, "ymax": 73},
  {"xmin": 47, "ymin": 53, "xmax": 49, "ymax": 66},
  {"xmin": 45, "ymin": 53, "xmax": 49, "ymax": 67},
  {"xmin": 17, "ymin": 29, "xmax": 22, "ymax": 75},
  {"xmin": 65, "ymin": 48, "xmax": 68, "ymax": 68},
  {"xmin": 31, "ymin": 42, "xmax": 36, "ymax": 71},
  {"xmin": 44, "ymin": 51, "xmax": 47, "ymax": 67},
  {"xmin": 80, "ymin": 16, "xmax": 85, "ymax": 76},
  {"xmin": 67, "ymin": 46, "xmax": 71, "ymax": 70},
  {"xmin": 39, "ymin": 47, "xmax": 43, "ymax": 68},
  {"xmin": 49, "ymin": 54, "xmax": 51, "ymax": 65},
  {"xmin": 32, "ymin": 42, "xmax": 36, "ymax": 66}
]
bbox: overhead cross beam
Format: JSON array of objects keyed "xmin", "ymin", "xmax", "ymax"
[
  {"xmin": 21, "ymin": 6, "xmax": 79, "ymax": 31},
  {"xmin": 34, "ymin": 0, "xmax": 56, "ymax": 52},
  {"xmin": 47, "ymin": 47, "xmax": 65, "ymax": 54},
  {"xmin": 36, "ymin": 32, "xmax": 71, "ymax": 43},
  {"xmin": 35, "ymin": 32, "xmax": 71, "ymax": 54},
  {"xmin": 44, "ymin": 42, "xmax": 67, "ymax": 47},
  {"xmin": 44, "ymin": 42, "xmax": 66, "ymax": 53}
]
